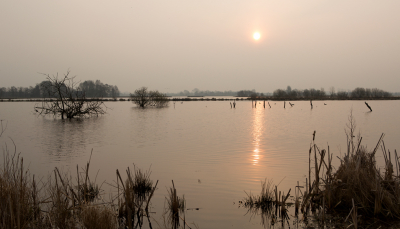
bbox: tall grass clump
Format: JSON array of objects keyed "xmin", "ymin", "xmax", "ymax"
[
  {"xmin": 0, "ymin": 126, "xmax": 168, "ymax": 229},
  {"xmin": 0, "ymin": 151, "xmax": 42, "ymax": 228},
  {"xmin": 0, "ymin": 151, "xmax": 159, "ymax": 229},
  {"xmin": 116, "ymin": 165, "xmax": 158, "ymax": 228},
  {"xmin": 46, "ymin": 170, "xmax": 78, "ymax": 229},
  {"xmin": 243, "ymin": 112, "xmax": 400, "ymax": 228},
  {"xmin": 44, "ymin": 153, "xmax": 104, "ymax": 228},
  {"xmin": 323, "ymin": 134, "xmax": 400, "ymax": 218},
  {"xmin": 165, "ymin": 181, "xmax": 185, "ymax": 229},
  {"xmin": 76, "ymin": 152, "xmax": 101, "ymax": 203},
  {"xmin": 0, "ymin": 147, "xmax": 118, "ymax": 229},
  {"xmin": 131, "ymin": 165, "xmax": 154, "ymax": 202},
  {"xmin": 301, "ymin": 111, "xmax": 400, "ymax": 227},
  {"xmin": 81, "ymin": 205, "xmax": 117, "ymax": 229},
  {"xmin": 243, "ymin": 179, "xmax": 274, "ymax": 210},
  {"xmin": 242, "ymin": 179, "xmax": 291, "ymax": 227}
]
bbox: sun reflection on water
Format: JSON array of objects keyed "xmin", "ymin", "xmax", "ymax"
[{"xmin": 251, "ymin": 107, "xmax": 265, "ymax": 165}]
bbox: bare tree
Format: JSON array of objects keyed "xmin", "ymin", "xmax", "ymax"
[
  {"xmin": 131, "ymin": 87, "xmax": 151, "ymax": 108},
  {"xmin": 35, "ymin": 71, "xmax": 106, "ymax": 119},
  {"xmin": 130, "ymin": 87, "xmax": 169, "ymax": 108}
]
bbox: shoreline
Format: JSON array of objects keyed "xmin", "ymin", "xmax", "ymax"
[{"xmin": 1, "ymin": 96, "xmax": 400, "ymax": 102}]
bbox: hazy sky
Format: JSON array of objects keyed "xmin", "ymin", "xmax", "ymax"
[{"xmin": 1, "ymin": 1, "xmax": 399, "ymax": 93}]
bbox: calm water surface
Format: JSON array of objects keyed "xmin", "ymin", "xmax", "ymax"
[{"xmin": 0, "ymin": 99, "xmax": 399, "ymax": 228}]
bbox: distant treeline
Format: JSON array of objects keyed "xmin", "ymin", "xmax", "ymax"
[
  {"xmin": 0, "ymin": 80, "xmax": 119, "ymax": 98},
  {"xmin": 162, "ymin": 86, "xmax": 394, "ymax": 99},
  {"xmin": 270, "ymin": 86, "xmax": 392, "ymax": 99},
  {"xmin": 79, "ymin": 80, "xmax": 119, "ymax": 98},
  {"xmin": 237, "ymin": 90, "xmax": 272, "ymax": 97},
  {"xmin": 1, "ymin": 82, "xmax": 395, "ymax": 100},
  {"xmin": 169, "ymin": 89, "xmax": 273, "ymax": 97},
  {"xmin": 168, "ymin": 88, "xmax": 237, "ymax": 96}
]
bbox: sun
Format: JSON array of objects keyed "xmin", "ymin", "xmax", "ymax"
[{"xmin": 253, "ymin": 32, "xmax": 261, "ymax": 40}]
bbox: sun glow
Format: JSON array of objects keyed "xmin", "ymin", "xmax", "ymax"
[{"xmin": 253, "ymin": 32, "xmax": 261, "ymax": 40}]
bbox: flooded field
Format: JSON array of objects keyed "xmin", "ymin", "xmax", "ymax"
[{"xmin": 0, "ymin": 99, "xmax": 399, "ymax": 228}]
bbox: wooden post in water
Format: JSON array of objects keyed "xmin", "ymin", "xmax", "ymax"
[
  {"xmin": 295, "ymin": 181, "xmax": 298, "ymax": 215},
  {"xmin": 279, "ymin": 191, "xmax": 281, "ymax": 206},
  {"xmin": 314, "ymin": 144, "xmax": 319, "ymax": 186},
  {"xmin": 284, "ymin": 101, "xmax": 286, "ymax": 109},
  {"xmin": 233, "ymin": 101, "xmax": 236, "ymax": 108},
  {"xmin": 263, "ymin": 100, "xmax": 265, "ymax": 108},
  {"xmin": 365, "ymin": 102, "xmax": 372, "ymax": 112},
  {"xmin": 230, "ymin": 102, "xmax": 232, "ymax": 108},
  {"xmin": 310, "ymin": 100, "xmax": 313, "ymax": 109},
  {"xmin": 322, "ymin": 196, "xmax": 325, "ymax": 223},
  {"xmin": 268, "ymin": 102, "xmax": 271, "ymax": 108},
  {"xmin": 255, "ymin": 100, "xmax": 256, "ymax": 108},
  {"xmin": 302, "ymin": 178, "xmax": 308, "ymax": 215},
  {"xmin": 281, "ymin": 191, "xmax": 285, "ymax": 217}
]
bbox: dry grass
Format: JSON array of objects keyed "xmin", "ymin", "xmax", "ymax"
[
  {"xmin": 165, "ymin": 181, "xmax": 185, "ymax": 229},
  {"xmin": 81, "ymin": 205, "xmax": 117, "ymax": 229},
  {"xmin": 46, "ymin": 169, "xmax": 78, "ymax": 229},
  {"xmin": 319, "ymin": 137, "xmax": 400, "ymax": 218},
  {"xmin": 0, "ymin": 151, "xmax": 42, "ymax": 228},
  {"xmin": 243, "ymin": 179, "xmax": 274, "ymax": 210},
  {"xmin": 300, "ymin": 112, "xmax": 400, "ymax": 228},
  {"xmin": 0, "ymin": 147, "xmax": 119, "ymax": 229},
  {"xmin": 242, "ymin": 112, "xmax": 400, "ymax": 228},
  {"xmin": 115, "ymin": 165, "xmax": 158, "ymax": 229},
  {"xmin": 131, "ymin": 165, "xmax": 154, "ymax": 203},
  {"xmin": 78, "ymin": 182, "xmax": 100, "ymax": 203},
  {"xmin": 241, "ymin": 179, "xmax": 291, "ymax": 227},
  {"xmin": 77, "ymin": 151, "xmax": 101, "ymax": 203}
]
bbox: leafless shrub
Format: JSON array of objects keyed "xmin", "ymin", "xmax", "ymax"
[
  {"xmin": 130, "ymin": 87, "xmax": 169, "ymax": 108},
  {"xmin": 35, "ymin": 71, "xmax": 106, "ymax": 119}
]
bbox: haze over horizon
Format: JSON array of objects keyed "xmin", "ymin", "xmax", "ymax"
[{"xmin": 1, "ymin": 1, "xmax": 399, "ymax": 93}]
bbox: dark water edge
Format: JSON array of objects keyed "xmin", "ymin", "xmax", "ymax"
[{"xmin": 1, "ymin": 96, "xmax": 400, "ymax": 102}]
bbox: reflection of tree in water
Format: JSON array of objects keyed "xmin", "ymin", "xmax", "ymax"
[
  {"xmin": 41, "ymin": 117, "xmax": 105, "ymax": 160},
  {"xmin": 129, "ymin": 107, "xmax": 169, "ymax": 147}
]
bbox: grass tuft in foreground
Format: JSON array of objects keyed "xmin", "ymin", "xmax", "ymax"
[
  {"xmin": 165, "ymin": 180, "xmax": 186, "ymax": 229},
  {"xmin": 242, "ymin": 179, "xmax": 291, "ymax": 227},
  {"xmin": 0, "ymin": 151, "xmax": 43, "ymax": 228},
  {"xmin": 242, "ymin": 112, "xmax": 400, "ymax": 228},
  {"xmin": 0, "ymin": 135, "xmax": 187, "ymax": 229},
  {"xmin": 304, "ymin": 114, "xmax": 400, "ymax": 225},
  {"xmin": 116, "ymin": 165, "xmax": 158, "ymax": 228},
  {"xmin": 81, "ymin": 205, "xmax": 117, "ymax": 229}
]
